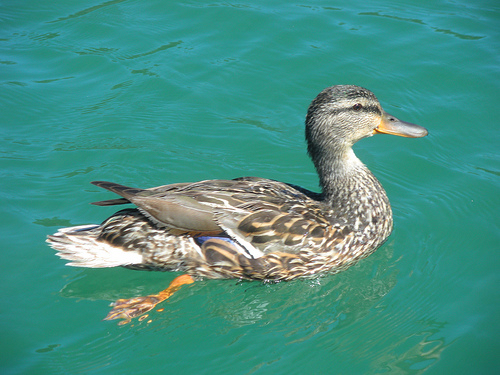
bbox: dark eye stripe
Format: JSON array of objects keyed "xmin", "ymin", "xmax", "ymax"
[{"xmin": 332, "ymin": 105, "xmax": 380, "ymax": 115}]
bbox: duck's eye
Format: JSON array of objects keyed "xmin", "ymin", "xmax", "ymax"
[{"xmin": 352, "ymin": 103, "xmax": 363, "ymax": 111}]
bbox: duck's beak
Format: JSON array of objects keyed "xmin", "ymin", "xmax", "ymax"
[{"xmin": 374, "ymin": 111, "xmax": 428, "ymax": 138}]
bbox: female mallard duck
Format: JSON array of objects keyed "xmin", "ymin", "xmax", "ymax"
[{"xmin": 47, "ymin": 85, "xmax": 427, "ymax": 323}]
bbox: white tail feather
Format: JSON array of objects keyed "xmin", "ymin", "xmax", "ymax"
[{"xmin": 47, "ymin": 225, "xmax": 143, "ymax": 268}]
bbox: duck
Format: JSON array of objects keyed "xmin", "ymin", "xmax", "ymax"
[{"xmin": 47, "ymin": 85, "xmax": 428, "ymax": 324}]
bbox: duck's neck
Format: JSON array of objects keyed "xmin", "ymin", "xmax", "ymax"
[{"xmin": 314, "ymin": 146, "xmax": 391, "ymax": 222}]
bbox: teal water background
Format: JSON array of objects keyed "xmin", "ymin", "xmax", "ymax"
[{"xmin": 1, "ymin": 1, "xmax": 499, "ymax": 374}]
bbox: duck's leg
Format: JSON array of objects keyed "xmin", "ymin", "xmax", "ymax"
[{"xmin": 104, "ymin": 274, "xmax": 195, "ymax": 325}]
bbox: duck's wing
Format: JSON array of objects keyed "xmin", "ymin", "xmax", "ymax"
[
  {"xmin": 92, "ymin": 180, "xmax": 226, "ymax": 232},
  {"xmin": 214, "ymin": 194, "xmax": 335, "ymax": 256},
  {"xmin": 91, "ymin": 179, "xmax": 339, "ymax": 257}
]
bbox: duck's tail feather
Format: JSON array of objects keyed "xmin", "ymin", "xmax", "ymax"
[{"xmin": 46, "ymin": 225, "xmax": 143, "ymax": 268}]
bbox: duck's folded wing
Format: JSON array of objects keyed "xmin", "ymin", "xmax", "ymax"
[
  {"xmin": 90, "ymin": 180, "xmax": 344, "ymax": 259},
  {"xmin": 91, "ymin": 181, "xmax": 225, "ymax": 231},
  {"xmin": 90, "ymin": 180, "xmax": 268, "ymax": 232},
  {"xmin": 214, "ymin": 198, "xmax": 336, "ymax": 257}
]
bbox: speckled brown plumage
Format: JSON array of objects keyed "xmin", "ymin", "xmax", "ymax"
[{"xmin": 47, "ymin": 85, "xmax": 428, "ymax": 282}]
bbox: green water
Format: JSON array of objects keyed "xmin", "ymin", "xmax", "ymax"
[{"xmin": 1, "ymin": 1, "xmax": 499, "ymax": 374}]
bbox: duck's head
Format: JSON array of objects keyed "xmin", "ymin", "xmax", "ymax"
[{"xmin": 305, "ymin": 85, "xmax": 428, "ymax": 158}]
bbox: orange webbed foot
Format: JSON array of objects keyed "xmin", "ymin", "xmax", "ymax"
[{"xmin": 104, "ymin": 274, "xmax": 194, "ymax": 325}]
